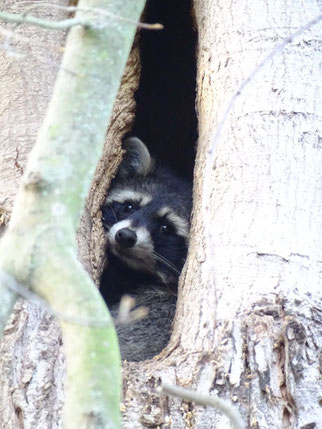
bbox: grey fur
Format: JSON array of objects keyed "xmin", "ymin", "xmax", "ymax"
[
  {"xmin": 110, "ymin": 287, "xmax": 177, "ymax": 362},
  {"xmin": 117, "ymin": 137, "xmax": 154, "ymax": 179},
  {"xmin": 101, "ymin": 137, "xmax": 192, "ymax": 361}
]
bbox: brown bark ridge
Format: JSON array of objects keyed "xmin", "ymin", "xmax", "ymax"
[{"xmin": 78, "ymin": 44, "xmax": 141, "ymax": 284}]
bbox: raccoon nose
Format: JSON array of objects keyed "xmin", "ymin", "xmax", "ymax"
[{"xmin": 115, "ymin": 228, "xmax": 137, "ymax": 248}]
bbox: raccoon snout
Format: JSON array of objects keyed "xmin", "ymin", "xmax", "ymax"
[{"xmin": 115, "ymin": 228, "xmax": 137, "ymax": 248}]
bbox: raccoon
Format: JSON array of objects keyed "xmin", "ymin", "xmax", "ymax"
[{"xmin": 100, "ymin": 137, "xmax": 192, "ymax": 361}]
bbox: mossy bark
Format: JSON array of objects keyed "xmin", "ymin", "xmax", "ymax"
[{"xmin": 0, "ymin": 1, "xmax": 146, "ymax": 428}]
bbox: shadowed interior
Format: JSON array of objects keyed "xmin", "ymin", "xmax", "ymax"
[{"xmin": 132, "ymin": 0, "xmax": 197, "ymax": 179}]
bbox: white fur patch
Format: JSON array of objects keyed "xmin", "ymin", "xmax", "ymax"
[
  {"xmin": 157, "ymin": 207, "xmax": 189, "ymax": 239},
  {"xmin": 107, "ymin": 219, "xmax": 132, "ymax": 246},
  {"xmin": 107, "ymin": 220, "xmax": 155, "ymax": 272},
  {"xmin": 106, "ymin": 189, "xmax": 152, "ymax": 206}
]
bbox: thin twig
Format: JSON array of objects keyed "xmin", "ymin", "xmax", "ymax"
[
  {"xmin": 16, "ymin": 1, "xmax": 164, "ymax": 30},
  {"xmin": 0, "ymin": 10, "xmax": 90, "ymax": 30},
  {"xmin": 0, "ymin": 270, "xmax": 110, "ymax": 327},
  {"xmin": 159, "ymin": 383, "xmax": 245, "ymax": 429}
]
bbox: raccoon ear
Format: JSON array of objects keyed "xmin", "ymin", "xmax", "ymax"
[{"xmin": 117, "ymin": 137, "xmax": 154, "ymax": 179}]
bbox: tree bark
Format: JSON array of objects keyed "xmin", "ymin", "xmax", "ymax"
[
  {"xmin": 0, "ymin": 3, "xmax": 68, "ymax": 428},
  {"xmin": 119, "ymin": 1, "xmax": 322, "ymax": 428},
  {"xmin": 1, "ymin": 0, "xmax": 322, "ymax": 428},
  {"xmin": 0, "ymin": 0, "xmax": 68, "ymax": 220},
  {"xmin": 0, "ymin": 1, "xmax": 142, "ymax": 428}
]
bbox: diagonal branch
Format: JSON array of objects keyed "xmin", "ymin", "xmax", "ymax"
[{"xmin": 160, "ymin": 383, "xmax": 245, "ymax": 429}]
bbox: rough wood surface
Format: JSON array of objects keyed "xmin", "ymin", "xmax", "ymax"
[
  {"xmin": 0, "ymin": 2, "xmax": 140, "ymax": 428},
  {"xmin": 1, "ymin": 0, "xmax": 322, "ymax": 428},
  {"xmin": 79, "ymin": 45, "xmax": 141, "ymax": 284},
  {"xmin": 119, "ymin": 1, "xmax": 322, "ymax": 427},
  {"xmin": 0, "ymin": 1, "xmax": 67, "ymax": 213},
  {"xmin": 0, "ymin": 3, "xmax": 68, "ymax": 427},
  {"xmin": 0, "ymin": 301, "xmax": 64, "ymax": 429}
]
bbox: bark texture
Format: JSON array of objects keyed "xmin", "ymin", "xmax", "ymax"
[
  {"xmin": 119, "ymin": 1, "xmax": 322, "ymax": 428},
  {"xmin": 0, "ymin": 3, "xmax": 68, "ymax": 428},
  {"xmin": 0, "ymin": 2, "xmax": 141, "ymax": 428},
  {"xmin": 0, "ymin": 301, "xmax": 64, "ymax": 429},
  {"xmin": 0, "ymin": 44, "xmax": 140, "ymax": 427},
  {"xmin": 1, "ymin": 0, "xmax": 322, "ymax": 428},
  {"xmin": 79, "ymin": 45, "xmax": 140, "ymax": 284},
  {"xmin": 0, "ymin": 0, "xmax": 67, "ymax": 225}
]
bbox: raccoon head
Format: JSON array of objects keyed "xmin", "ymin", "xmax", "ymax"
[{"xmin": 102, "ymin": 137, "xmax": 192, "ymax": 285}]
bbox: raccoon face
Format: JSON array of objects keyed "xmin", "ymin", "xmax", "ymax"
[
  {"xmin": 102, "ymin": 137, "xmax": 192, "ymax": 285},
  {"xmin": 102, "ymin": 190, "xmax": 189, "ymax": 283}
]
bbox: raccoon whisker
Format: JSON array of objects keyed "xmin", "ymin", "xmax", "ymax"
[
  {"xmin": 153, "ymin": 251, "xmax": 181, "ymax": 276},
  {"xmin": 154, "ymin": 252, "xmax": 180, "ymax": 275},
  {"xmin": 156, "ymin": 270, "xmax": 169, "ymax": 286}
]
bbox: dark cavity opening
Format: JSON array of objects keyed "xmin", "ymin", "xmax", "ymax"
[
  {"xmin": 100, "ymin": 0, "xmax": 197, "ymax": 362},
  {"xmin": 132, "ymin": 0, "xmax": 198, "ymax": 179}
]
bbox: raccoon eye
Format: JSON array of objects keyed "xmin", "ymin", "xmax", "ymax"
[
  {"xmin": 123, "ymin": 202, "xmax": 135, "ymax": 214},
  {"xmin": 160, "ymin": 224, "xmax": 173, "ymax": 235}
]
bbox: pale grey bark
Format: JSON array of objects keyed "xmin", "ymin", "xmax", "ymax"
[
  {"xmin": 120, "ymin": 1, "xmax": 322, "ymax": 428},
  {"xmin": 0, "ymin": 4, "xmax": 68, "ymax": 428},
  {"xmin": 0, "ymin": 0, "xmax": 68, "ymax": 214},
  {"xmin": 0, "ymin": 300, "xmax": 64, "ymax": 429}
]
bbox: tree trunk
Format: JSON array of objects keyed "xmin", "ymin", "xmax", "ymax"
[
  {"xmin": 0, "ymin": 0, "xmax": 68, "ymax": 217},
  {"xmin": 1, "ymin": 0, "xmax": 322, "ymax": 428},
  {"xmin": 0, "ymin": 2, "xmax": 68, "ymax": 428},
  {"xmin": 119, "ymin": 1, "xmax": 322, "ymax": 428}
]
